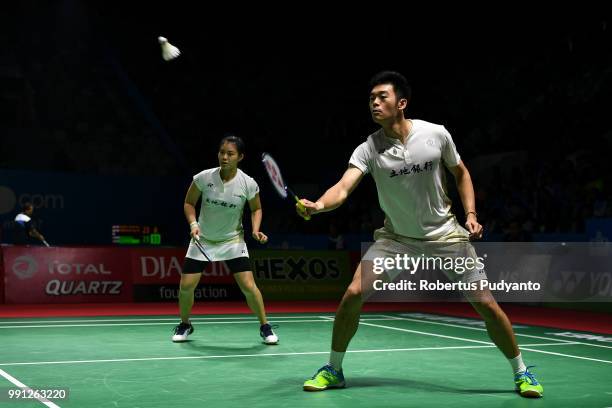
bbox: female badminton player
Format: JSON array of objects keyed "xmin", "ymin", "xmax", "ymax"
[{"xmin": 172, "ymin": 135, "xmax": 278, "ymax": 345}]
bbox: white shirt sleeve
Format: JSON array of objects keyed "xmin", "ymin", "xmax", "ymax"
[
  {"xmin": 440, "ymin": 126, "xmax": 461, "ymax": 167},
  {"xmin": 245, "ymin": 177, "xmax": 260, "ymax": 200},
  {"xmin": 192, "ymin": 171, "xmax": 206, "ymax": 191},
  {"xmin": 349, "ymin": 141, "xmax": 371, "ymax": 174}
]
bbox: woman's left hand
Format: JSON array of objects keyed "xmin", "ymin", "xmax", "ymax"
[{"xmin": 252, "ymin": 231, "xmax": 268, "ymax": 244}]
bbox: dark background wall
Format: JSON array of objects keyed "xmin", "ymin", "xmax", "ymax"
[{"xmin": 2, "ymin": 3, "xmax": 611, "ymax": 245}]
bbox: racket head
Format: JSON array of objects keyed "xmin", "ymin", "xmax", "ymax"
[
  {"xmin": 261, "ymin": 152, "xmax": 310, "ymax": 220},
  {"xmin": 261, "ymin": 152, "xmax": 288, "ymax": 199}
]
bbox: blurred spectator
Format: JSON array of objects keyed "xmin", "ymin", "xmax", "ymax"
[{"xmin": 11, "ymin": 202, "xmax": 47, "ymax": 245}]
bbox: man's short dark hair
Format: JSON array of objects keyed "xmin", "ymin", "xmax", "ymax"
[
  {"xmin": 369, "ymin": 71, "xmax": 412, "ymax": 103},
  {"xmin": 21, "ymin": 202, "xmax": 33, "ymax": 212}
]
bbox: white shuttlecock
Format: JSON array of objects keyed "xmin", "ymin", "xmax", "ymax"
[{"xmin": 158, "ymin": 36, "xmax": 181, "ymax": 61}]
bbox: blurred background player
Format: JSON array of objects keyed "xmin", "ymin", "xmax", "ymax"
[
  {"xmin": 297, "ymin": 71, "xmax": 543, "ymax": 398},
  {"xmin": 172, "ymin": 135, "xmax": 278, "ymax": 345},
  {"xmin": 12, "ymin": 202, "xmax": 48, "ymax": 246}
]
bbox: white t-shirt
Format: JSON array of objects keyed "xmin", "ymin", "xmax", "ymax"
[
  {"xmin": 349, "ymin": 119, "xmax": 461, "ymax": 240},
  {"xmin": 192, "ymin": 167, "xmax": 260, "ymax": 242}
]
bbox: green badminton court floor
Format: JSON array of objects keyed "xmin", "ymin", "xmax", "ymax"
[{"xmin": 1, "ymin": 312, "xmax": 611, "ymax": 407}]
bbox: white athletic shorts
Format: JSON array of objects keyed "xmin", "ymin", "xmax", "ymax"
[{"xmin": 363, "ymin": 220, "xmax": 487, "ymax": 284}]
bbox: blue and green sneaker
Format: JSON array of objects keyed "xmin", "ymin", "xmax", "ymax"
[
  {"xmin": 514, "ymin": 366, "xmax": 543, "ymax": 398},
  {"xmin": 303, "ymin": 364, "xmax": 346, "ymax": 391}
]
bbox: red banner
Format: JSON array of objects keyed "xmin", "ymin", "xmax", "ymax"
[
  {"xmin": 0, "ymin": 246, "xmax": 5, "ymax": 304},
  {"xmin": 3, "ymin": 246, "xmax": 133, "ymax": 303},
  {"xmin": 130, "ymin": 248, "xmax": 234, "ymax": 284},
  {"xmin": 1, "ymin": 246, "xmax": 354, "ymax": 304}
]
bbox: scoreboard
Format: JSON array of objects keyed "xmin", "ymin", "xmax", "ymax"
[{"xmin": 112, "ymin": 225, "xmax": 162, "ymax": 245}]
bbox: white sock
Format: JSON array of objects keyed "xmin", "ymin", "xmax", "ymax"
[
  {"xmin": 329, "ymin": 350, "xmax": 345, "ymax": 371},
  {"xmin": 509, "ymin": 353, "xmax": 527, "ymax": 375}
]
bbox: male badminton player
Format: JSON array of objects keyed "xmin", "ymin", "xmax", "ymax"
[
  {"xmin": 172, "ymin": 135, "xmax": 278, "ymax": 345},
  {"xmin": 298, "ymin": 71, "xmax": 543, "ymax": 397}
]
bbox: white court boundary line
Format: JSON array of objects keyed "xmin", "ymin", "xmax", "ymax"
[
  {"xmin": 5, "ymin": 313, "xmax": 609, "ymax": 351},
  {"xmin": 0, "ymin": 369, "xmax": 60, "ymax": 407},
  {"xmin": 519, "ymin": 347, "xmax": 612, "ymax": 365},
  {"xmin": 379, "ymin": 314, "xmax": 612, "ymax": 350},
  {"xmin": 6, "ymin": 313, "xmax": 610, "ymax": 350},
  {"xmin": 0, "ymin": 318, "xmax": 396, "ymax": 330},
  {"xmin": 335, "ymin": 315, "xmax": 612, "ymax": 365},
  {"xmin": 0, "ymin": 343, "xmax": 579, "ymax": 367},
  {"xmin": 0, "ymin": 315, "xmax": 388, "ymax": 325},
  {"xmin": 1, "ymin": 314, "xmax": 610, "ymax": 366},
  {"xmin": 319, "ymin": 315, "xmax": 495, "ymax": 345}
]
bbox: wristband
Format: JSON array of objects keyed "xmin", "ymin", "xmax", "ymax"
[{"xmin": 189, "ymin": 221, "xmax": 199, "ymax": 229}]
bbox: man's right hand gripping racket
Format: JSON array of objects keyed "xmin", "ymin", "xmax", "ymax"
[{"xmin": 261, "ymin": 153, "xmax": 310, "ymax": 220}]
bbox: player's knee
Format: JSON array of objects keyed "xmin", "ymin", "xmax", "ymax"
[
  {"xmin": 344, "ymin": 283, "xmax": 362, "ymax": 300},
  {"xmin": 179, "ymin": 277, "xmax": 199, "ymax": 292},
  {"xmin": 475, "ymin": 300, "xmax": 500, "ymax": 320},
  {"xmin": 239, "ymin": 281, "xmax": 257, "ymax": 296},
  {"xmin": 179, "ymin": 284, "xmax": 196, "ymax": 293}
]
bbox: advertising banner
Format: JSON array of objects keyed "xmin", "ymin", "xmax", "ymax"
[
  {"xmin": 131, "ymin": 247, "xmax": 235, "ymax": 284},
  {"xmin": 251, "ymin": 250, "xmax": 352, "ymax": 300},
  {"xmin": 3, "ymin": 246, "xmax": 132, "ymax": 303},
  {"xmin": 130, "ymin": 247, "xmax": 238, "ymax": 301},
  {"xmin": 360, "ymin": 242, "xmax": 612, "ymax": 303},
  {"xmin": 2, "ymin": 247, "xmax": 356, "ymax": 303}
]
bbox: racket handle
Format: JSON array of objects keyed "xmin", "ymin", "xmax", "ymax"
[
  {"xmin": 192, "ymin": 235, "xmax": 213, "ymax": 262},
  {"xmin": 293, "ymin": 196, "xmax": 311, "ymax": 221}
]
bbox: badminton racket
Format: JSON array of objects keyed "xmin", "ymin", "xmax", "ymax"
[
  {"xmin": 191, "ymin": 236, "xmax": 212, "ymax": 262},
  {"xmin": 261, "ymin": 152, "xmax": 310, "ymax": 220}
]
